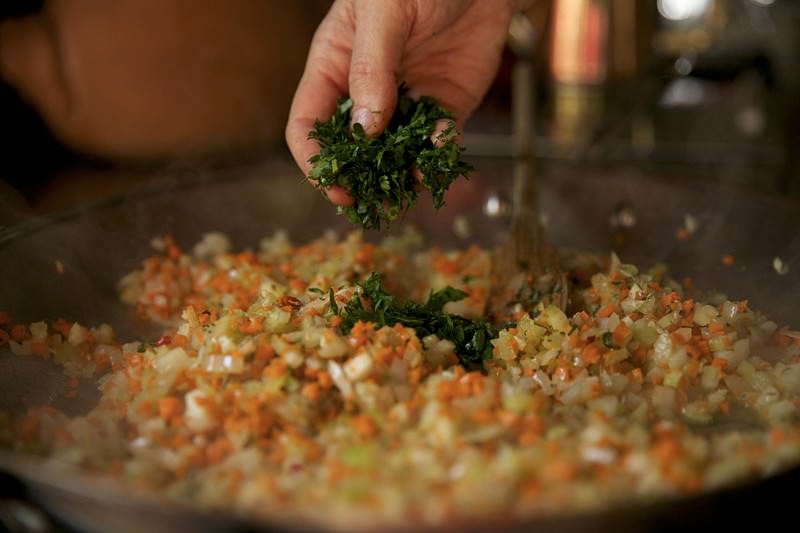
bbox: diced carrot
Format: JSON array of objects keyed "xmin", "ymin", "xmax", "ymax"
[
  {"xmin": 497, "ymin": 410, "xmax": 520, "ymax": 428},
  {"xmin": 28, "ymin": 341, "xmax": 48, "ymax": 357},
  {"xmin": 653, "ymin": 437, "xmax": 681, "ymax": 464},
  {"xmin": 206, "ymin": 437, "xmax": 233, "ymax": 465},
  {"xmin": 137, "ymin": 400, "xmax": 153, "ymax": 417},
  {"xmin": 696, "ymin": 338, "xmax": 711, "ymax": 358},
  {"xmin": 436, "ymin": 380, "xmax": 457, "ymax": 402},
  {"xmin": 289, "ymin": 278, "xmax": 307, "ymax": 294},
  {"xmin": 350, "ymin": 414, "xmax": 377, "ymax": 439},
  {"xmin": 769, "ymin": 428, "xmax": 787, "ymax": 446},
  {"xmin": 432, "ymin": 255, "xmax": 459, "ymax": 276},
  {"xmin": 470, "ymin": 409, "xmax": 494, "ymax": 425},
  {"xmin": 52, "ymin": 319, "xmax": 71, "ymax": 338},
  {"xmin": 171, "ymin": 334, "xmax": 188, "ymax": 347},
  {"xmin": 158, "ymin": 396, "xmax": 183, "ymax": 421},
  {"xmin": 354, "ymin": 243, "xmax": 375, "ymax": 265},
  {"xmin": 93, "ymin": 352, "xmax": 111, "ymax": 370},
  {"xmin": 596, "ymin": 304, "xmax": 616, "ymax": 318},
  {"xmin": 659, "ymin": 292, "xmax": 680, "ymax": 309},
  {"xmin": 254, "ymin": 344, "xmax": 274, "ymax": 362},
  {"xmin": 686, "ymin": 359, "xmax": 699, "ymax": 379},
  {"xmin": 10, "ymin": 325, "xmax": 27, "ymax": 342},
  {"xmin": 317, "ymin": 371, "xmax": 333, "ymax": 390},
  {"xmin": 326, "ymin": 459, "xmax": 345, "ymax": 484},
  {"xmin": 127, "ymin": 377, "xmax": 141, "ymax": 395},
  {"xmin": 567, "ymin": 332, "xmax": 581, "ymax": 349},
  {"xmin": 721, "ymin": 254, "xmax": 735, "ymax": 266},
  {"xmin": 301, "ymin": 383, "xmax": 321, "ymax": 402},
  {"xmin": 518, "ymin": 431, "xmax": 538, "ymax": 446},
  {"xmin": 546, "ymin": 460, "xmax": 575, "ymax": 482},
  {"xmin": 581, "ymin": 344, "xmax": 604, "ymax": 365},
  {"xmin": 166, "ymin": 244, "xmax": 182, "ymax": 261},
  {"xmin": 263, "ymin": 359, "xmax": 287, "ymax": 379},
  {"xmin": 711, "ymin": 357, "xmax": 728, "ymax": 370},
  {"xmin": 670, "ymin": 331, "xmax": 687, "ymax": 346},
  {"xmin": 0, "ymin": 311, "xmax": 9, "ymax": 326},
  {"xmin": 612, "ymin": 323, "xmax": 632, "ymax": 345}
]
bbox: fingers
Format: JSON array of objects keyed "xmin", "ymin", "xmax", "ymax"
[
  {"xmin": 324, "ymin": 185, "xmax": 354, "ymax": 206},
  {"xmin": 286, "ymin": 0, "xmax": 413, "ymax": 205},
  {"xmin": 348, "ymin": 0, "xmax": 411, "ymax": 136},
  {"xmin": 404, "ymin": 82, "xmax": 476, "ymax": 134},
  {"xmin": 284, "ymin": 53, "xmax": 346, "ymax": 176},
  {"xmin": 285, "ymin": 2, "xmax": 352, "ymax": 202},
  {"xmin": 284, "ymin": 74, "xmax": 339, "ymax": 175},
  {"xmin": 285, "ymin": 0, "xmax": 355, "ymax": 174},
  {"xmin": 285, "ymin": 61, "xmax": 354, "ymax": 207},
  {"xmin": 431, "ymin": 118, "xmax": 461, "ymax": 147},
  {"xmin": 411, "ymin": 118, "xmax": 461, "ymax": 185},
  {"xmin": 284, "ymin": 44, "xmax": 353, "ymax": 205}
]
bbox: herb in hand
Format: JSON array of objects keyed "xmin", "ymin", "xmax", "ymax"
[
  {"xmin": 307, "ymin": 87, "xmax": 473, "ymax": 231},
  {"xmin": 335, "ymin": 273, "xmax": 497, "ymax": 371}
]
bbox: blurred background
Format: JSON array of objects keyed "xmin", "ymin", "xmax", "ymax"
[{"xmin": 1, "ymin": 0, "xmax": 799, "ymax": 222}]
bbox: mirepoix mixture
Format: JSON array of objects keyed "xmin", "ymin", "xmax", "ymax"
[{"xmin": 2, "ymin": 229, "xmax": 800, "ymax": 529}]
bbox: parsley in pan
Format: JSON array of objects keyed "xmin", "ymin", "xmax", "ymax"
[
  {"xmin": 307, "ymin": 86, "xmax": 473, "ymax": 231},
  {"xmin": 335, "ymin": 273, "xmax": 498, "ymax": 371}
]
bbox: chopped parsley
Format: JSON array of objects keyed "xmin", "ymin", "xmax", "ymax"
[
  {"xmin": 307, "ymin": 86, "xmax": 473, "ymax": 231},
  {"xmin": 336, "ymin": 273, "xmax": 497, "ymax": 371},
  {"xmin": 602, "ymin": 331, "xmax": 615, "ymax": 349}
]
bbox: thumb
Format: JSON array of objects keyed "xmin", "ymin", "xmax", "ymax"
[{"xmin": 348, "ymin": 1, "xmax": 410, "ymax": 137}]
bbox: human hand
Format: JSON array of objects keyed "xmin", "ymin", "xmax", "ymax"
[{"xmin": 285, "ymin": 0, "xmax": 516, "ymax": 206}]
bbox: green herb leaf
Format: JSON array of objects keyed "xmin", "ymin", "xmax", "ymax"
[
  {"xmin": 307, "ymin": 85, "xmax": 473, "ymax": 231},
  {"xmin": 337, "ymin": 273, "xmax": 498, "ymax": 371},
  {"xmin": 328, "ymin": 288, "xmax": 339, "ymax": 316},
  {"xmin": 602, "ymin": 331, "xmax": 615, "ymax": 349}
]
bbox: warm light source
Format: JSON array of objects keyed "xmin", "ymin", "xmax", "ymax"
[{"xmin": 657, "ymin": 0, "xmax": 711, "ymax": 21}]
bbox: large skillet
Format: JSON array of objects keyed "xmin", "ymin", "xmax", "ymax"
[{"xmin": 1, "ymin": 156, "xmax": 799, "ymax": 532}]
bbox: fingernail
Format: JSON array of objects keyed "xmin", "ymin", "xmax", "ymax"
[{"xmin": 351, "ymin": 106, "xmax": 374, "ymax": 133}]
